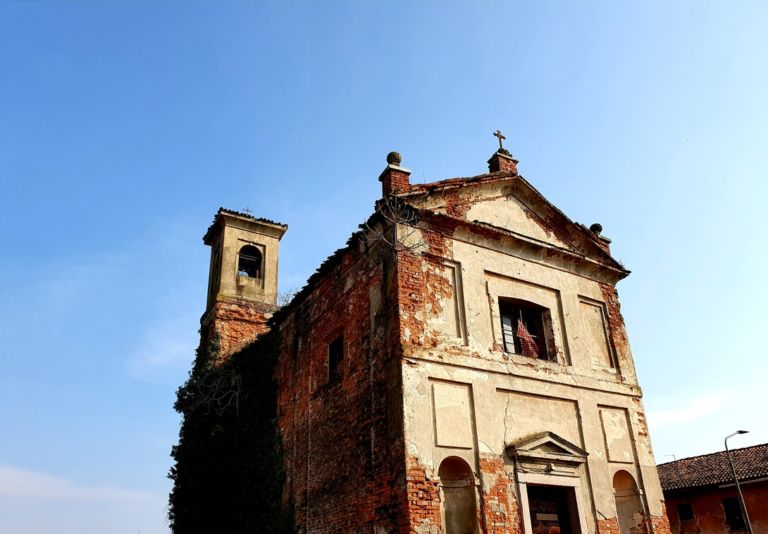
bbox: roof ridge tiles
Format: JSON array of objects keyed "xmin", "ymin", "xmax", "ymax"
[
  {"xmin": 658, "ymin": 442, "xmax": 768, "ymax": 491},
  {"xmin": 657, "ymin": 442, "xmax": 768, "ymax": 467},
  {"xmin": 217, "ymin": 207, "xmax": 288, "ymax": 228}
]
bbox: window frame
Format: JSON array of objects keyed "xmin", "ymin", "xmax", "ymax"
[
  {"xmin": 498, "ymin": 298, "xmax": 554, "ymax": 361},
  {"xmin": 237, "ymin": 244, "xmax": 264, "ymax": 279},
  {"xmin": 722, "ymin": 497, "xmax": 747, "ymax": 531},
  {"xmin": 328, "ymin": 335, "xmax": 344, "ymax": 384},
  {"xmin": 677, "ymin": 503, "xmax": 695, "ymax": 522}
]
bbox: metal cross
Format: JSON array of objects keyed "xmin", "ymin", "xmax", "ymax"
[
  {"xmin": 243, "ymin": 207, "xmax": 252, "ymax": 216},
  {"xmin": 493, "ymin": 130, "xmax": 506, "ymax": 150}
]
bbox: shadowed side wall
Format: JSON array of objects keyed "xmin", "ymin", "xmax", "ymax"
[
  {"xmin": 169, "ymin": 329, "xmax": 293, "ymax": 533},
  {"xmin": 274, "ymin": 245, "xmax": 409, "ymax": 533}
]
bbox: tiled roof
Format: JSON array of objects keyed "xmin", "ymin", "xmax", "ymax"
[
  {"xmin": 216, "ymin": 207, "xmax": 287, "ymax": 228},
  {"xmin": 658, "ymin": 443, "xmax": 768, "ymax": 491},
  {"xmin": 202, "ymin": 207, "xmax": 287, "ymax": 244}
]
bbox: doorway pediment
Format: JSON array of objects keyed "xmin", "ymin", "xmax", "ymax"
[{"xmin": 506, "ymin": 432, "xmax": 587, "ymax": 476}]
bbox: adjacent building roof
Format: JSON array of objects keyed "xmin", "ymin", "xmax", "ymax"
[{"xmin": 658, "ymin": 443, "xmax": 768, "ymax": 491}]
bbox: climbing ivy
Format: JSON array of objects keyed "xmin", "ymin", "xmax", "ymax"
[{"xmin": 168, "ymin": 330, "xmax": 294, "ymax": 533}]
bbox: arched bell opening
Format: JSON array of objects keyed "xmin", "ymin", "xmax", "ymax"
[{"xmin": 237, "ymin": 245, "xmax": 263, "ymax": 279}]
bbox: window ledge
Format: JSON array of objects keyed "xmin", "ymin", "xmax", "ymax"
[
  {"xmin": 502, "ymin": 351, "xmax": 564, "ymax": 367},
  {"xmin": 236, "ymin": 274, "xmax": 262, "ymax": 280}
]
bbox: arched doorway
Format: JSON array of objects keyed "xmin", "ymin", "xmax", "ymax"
[
  {"xmin": 438, "ymin": 457, "xmax": 479, "ymax": 534},
  {"xmin": 613, "ymin": 470, "xmax": 644, "ymax": 534}
]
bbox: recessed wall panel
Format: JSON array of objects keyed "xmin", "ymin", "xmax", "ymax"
[
  {"xmin": 432, "ymin": 381, "xmax": 474, "ymax": 448},
  {"xmin": 600, "ymin": 406, "xmax": 634, "ymax": 464},
  {"xmin": 579, "ymin": 298, "xmax": 613, "ymax": 368},
  {"xmin": 499, "ymin": 390, "xmax": 581, "ymax": 447}
]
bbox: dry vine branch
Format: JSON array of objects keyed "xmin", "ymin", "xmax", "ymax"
[
  {"xmin": 364, "ymin": 195, "xmax": 426, "ymax": 257},
  {"xmin": 186, "ymin": 368, "xmax": 242, "ymax": 416}
]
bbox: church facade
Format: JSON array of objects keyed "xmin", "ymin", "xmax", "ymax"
[{"xmin": 172, "ymin": 143, "xmax": 671, "ymax": 534}]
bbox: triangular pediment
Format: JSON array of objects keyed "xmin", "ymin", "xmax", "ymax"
[
  {"xmin": 506, "ymin": 431, "xmax": 588, "ymax": 462},
  {"xmin": 467, "ymin": 191, "xmax": 574, "ymax": 250},
  {"xmin": 402, "ymin": 173, "xmax": 627, "ymax": 279}
]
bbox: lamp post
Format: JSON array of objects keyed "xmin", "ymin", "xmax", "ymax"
[{"xmin": 724, "ymin": 430, "xmax": 753, "ymax": 534}]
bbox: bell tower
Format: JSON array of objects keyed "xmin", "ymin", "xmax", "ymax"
[{"xmin": 201, "ymin": 208, "xmax": 287, "ymax": 359}]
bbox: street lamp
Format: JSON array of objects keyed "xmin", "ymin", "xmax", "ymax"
[{"xmin": 724, "ymin": 430, "xmax": 753, "ymax": 534}]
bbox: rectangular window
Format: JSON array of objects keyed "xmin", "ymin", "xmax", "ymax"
[
  {"xmin": 677, "ymin": 503, "xmax": 694, "ymax": 522},
  {"xmin": 499, "ymin": 299, "xmax": 552, "ymax": 360},
  {"xmin": 722, "ymin": 497, "xmax": 746, "ymax": 531},
  {"xmin": 328, "ymin": 336, "xmax": 344, "ymax": 383}
]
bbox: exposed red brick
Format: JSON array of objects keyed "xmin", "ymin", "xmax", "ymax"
[
  {"xmin": 202, "ymin": 299, "xmax": 273, "ymax": 359},
  {"xmin": 479, "ymin": 455, "xmax": 522, "ymax": 534},
  {"xmin": 405, "ymin": 457, "xmax": 442, "ymax": 533},
  {"xmin": 185, "ymin": 155, "xmax": 665, "ymax": 532},
  {"xmin": 600, "ymin": 283, "xmax": 632, "ymax": 374},
  {"xmin": 273, "ymin": 249, "xmax": 410, "ymax": 533},
  {"xmin": 599, "ymin": 507, "xmax": 671, "ymax": 534},
  {"xmin": 380, "ymin": 165, "xmax": 411, "ymax": 196},
  {"xmin": 488, "ymin": 150, "xmax": 519, "ymax": 174},
  {"xmin": 598, "ymin": 517, "xmax": 622, "ymax": 534},
  {"xmin": 650, "ymin": 503, "xmax": 672, "ymax": 534}
]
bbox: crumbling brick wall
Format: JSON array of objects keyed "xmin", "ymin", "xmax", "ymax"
[
  {"xmin": 405, "ymin": 457, "xmax": 442, "ymax": 533},
  {"xmin": 598, "ymin": 517, "xmax": 622, "ymax": 534},
  {"xmin": 202, "ymin": 299, "xmax": 274, "ymax": 359},
  {"xmin": 479, "ymin": 455, "xmax": 521, "ymax": 534},
  {"xmin": 392, "ymin": 183, "xmax": 659, "ymax": 534},
  {"xmin": 176, "ymin": 170, "xmax": 668, "ymax": 533},
  {"xmin": 274, "ymin": 247, "xmax": 409, "ymax": 533},
  {"xmin": 650, "ymin": 504, "xmax": 672, "ymax": 534}
]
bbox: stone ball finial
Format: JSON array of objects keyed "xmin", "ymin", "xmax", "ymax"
[
  {"xmin": 590, "ymin": 223, "xmax": 603, "ymax": 235},
  {"xmin": 386, "ymin": 151, "xmax": 402, "ymax": 166}
]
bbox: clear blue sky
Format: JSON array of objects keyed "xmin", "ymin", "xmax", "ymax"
[{"xmin": 1, "ymin": 2, "xmax": 766, "ymax": 532}]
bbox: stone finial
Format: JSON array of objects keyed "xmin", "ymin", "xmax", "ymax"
[
  {"xmin": 379, "ymin": 151, "xmax": 411, "ymax": 195},
  {"xmin": 386, "ymin": 151, "xmax": 402, "ymax": 165},
  {"xmin": 589, "ymin": 222, "xmax": 612, "ymax": 252}
]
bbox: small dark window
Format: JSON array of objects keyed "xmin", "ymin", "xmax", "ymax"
[
  {"xmin": 328, "ymin": 336, "xmax": 344, "ymax": 383},
  {"xmin": 677, "ymin": 503, "xmax": 694, "ymax": 522},
  {"xmin": 722, "ymin": 497, "xmax": 746, "ymax": 531},
  {"xmin": 500, "ymin": 299, "xmax": 552, "ymax": 360},
  {"xmin": 237, "ymin": 245, "xmax": 262, "ymax": 278}
]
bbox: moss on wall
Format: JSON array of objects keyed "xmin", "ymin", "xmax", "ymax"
[{"xmin": 168, "ymin": 332, "xmax": 294, "ymax": 533}]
